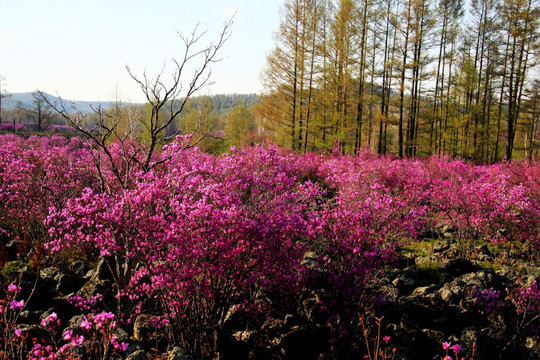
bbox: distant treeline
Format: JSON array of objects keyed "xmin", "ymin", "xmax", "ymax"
[
  {"xmin": 258, "ymin": 0, "xmax": 540, "ymax": 162},
  {"xmin": 0, "ymin": 93, "xmax": 261, "ymax": 154}
]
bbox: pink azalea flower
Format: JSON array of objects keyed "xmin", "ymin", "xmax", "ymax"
[
  {"xmin": 442, "ymin": 341, "xmax": 451, "ymax": 350},
  {"xmin": 9, "ymin": 299, "xmax": 24, "ymax": 310},
  {"xmin": 80, "ymin": 317, "xmax": 92, "ymax": 330},
  {"xmin": 7, "ymin": 284, "xmax": 21, "ymax": 293},
  {"xmin": 452, "ymin": 344, "xmax": 461, "ymax": 354},
  {"xmin": 71, "ymin": 335, "xmax": 85, "ymax": 346},
  {"xmin": 383, "ymin": 336, "xmax": 391, "ymax": 342},
  {"xmin": 47, "ymin": 312, "xmax": 58, "ymax": 322},
  {"xmin": 14, "ymin": 328, "xmax": 22, "ymax": 337},
  {"xmin": 63, "ymin": 329, "xmax": 73, "ymax": 341}
]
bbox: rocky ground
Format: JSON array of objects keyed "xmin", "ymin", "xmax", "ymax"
[{"xmin": 4, "ymin": 241, "xmax": 539, "ymax": 360}]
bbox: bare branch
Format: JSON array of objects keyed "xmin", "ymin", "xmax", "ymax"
[{"xmin": 125, "ymin": 16, "xmax": 234, "ymax": 171}]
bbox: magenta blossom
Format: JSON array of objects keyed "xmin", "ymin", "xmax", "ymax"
[
  {"xmin": 48, "ymin": 312, "xmax": 58, "ymax": 322},
  {"xmin": 80, "ymin": 317, "xmax": 92, "ymax": 330},
  {"xmin": 383, "ymin": 336, "xmax": 391, "ymax": 342},
  {"xmin": 7, "ymin": 283, "xmax": 21, "ymax": 293},
  {"xmin": 63, "ymin": 329, "xmax": 73, "ymax": 341},
  {"xmin": 9, "ymin": 299, "xmax": 24, "ymax": 310},
  {"xmin": 452, "ymin": 344, "xmax": 461, "ymax": 353},
  {"xmin": 442, "ymin": 341, "xmax": 451, "ymax": 350}
]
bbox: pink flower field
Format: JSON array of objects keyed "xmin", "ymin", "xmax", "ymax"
[{"xmin": 0, "ymin": 134, "xmax": 538, "ymax": 360}]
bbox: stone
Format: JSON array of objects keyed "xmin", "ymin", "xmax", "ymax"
[
  {"xmin": 18, "ymin": 310, "xmax": 43, "ymax": 324},
  {"xmin": 412, "ymin": 284, "xmax": 440, "ymax": 297},
  {"xmin": 90, "ymin": 259, "xmax": 113, "ymax": 282},
  {"xmin": 459, "ymin": 327, "xmax": 480, "ymax": 354},
  {"xmin": 40, "ymin": 266, "xmax": 58, "ymax": 279},
  {"xmin": 167, "ymin": 347, "xmax": 193, "ymax": 360},
  {"xmin": 275, "ymin": 325, "xmax": 330, "ymax": 360},
  {"xmin": 126, "ymin": 350, "xmax": 150, "ymax": 360},
  {"xmin": 438, "ymin": 286, "xmax": 455, "ymax": 302},
  {"xmin": 70, "ymin": 261, "xmax": 89, "ymax": 277},
  {"xmin": 133, "ymin": 314, "xmax": 166, "ymax": 343},
  {"xmin": 443, "ymin": 258, "xmax": 479, "ymax": 277},
  {"xmin": 233, "ymin": 330, "xmax": 255, "ymax": 343},
  {"xmin": 76, "ymin": 278, "xmax": 116, "ymax": 309},
  {"xmin": 392, "ymin": 274, "xmax": 416, "ymax": 294},
  {"xmin": 55, "ymin": 273, "xmax": 85, "ymax": 296}
]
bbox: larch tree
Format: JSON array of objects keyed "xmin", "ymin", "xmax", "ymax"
[
  {"xmin": 430, "ymin": 0, "xmax": 464, "ymax": 154},
  {"xmin": 260, "ymin": 0, "xmax": 317, "ymax": 150},
  {"xmin": 500, "ymin": 0, "xmax": 540, "ymax": 160}
]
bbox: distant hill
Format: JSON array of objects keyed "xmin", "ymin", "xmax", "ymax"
[
  {"xmin": 2, "ymin": 92, "xmax": 259, "ymax": 114},
  {"xmin": 2, "ymin": 92, "xmax": 115, "ymax": 114}
]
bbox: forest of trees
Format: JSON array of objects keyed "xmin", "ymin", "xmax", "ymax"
[
  {"xmin": 257, "ymin": 0, "xmax": 540, "ymax": 162},
  {"xmin": 0, "ymin": 93, "xmax": 260, "ymax": 154}
]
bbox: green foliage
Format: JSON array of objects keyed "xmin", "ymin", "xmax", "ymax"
[
  {"xmin": 0, "ymin": 260, "xmax": 31, "ymax": 277},
  {"xmin": 225, "ymin": 99, "xmax": 256, "ymax": 148},
  {"xmin": 417, "ymin": 261, "xmax": 451, "ymax": 285}
]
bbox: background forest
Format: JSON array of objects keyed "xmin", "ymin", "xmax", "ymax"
[
  {"xmin": 1, "ymin": 0, "xmax": 539, "ymax": 163},
  {"xmin": 257, "ymin": 0, "xmax": 540, "ymax": 162}
]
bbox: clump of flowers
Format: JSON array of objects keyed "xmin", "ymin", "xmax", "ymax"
[
  {"xmin": 68, "ymin": 293, "xmax": 104, "ymax": 313},
  {"xmin": 0, "ymin": 281, "xmax": 127, "ymax": 360},
  {"xmin": 359, "ymin": 317, "xmax": 396, "ymax": 360},
  {"xmin": 512, "ymin": 281, "xmax": 540, "ymax": 315},
  {"xmin": 472, "ymin": 287, "xmax": 505, "ymax": 314},
  {"xmin": 441, "ymin": 341, "xmax": 474, "ymax": 360},
  {"xmin": 510, "ymin": 280, "xmax": 540, "ymax": 337},
  {"xmin": 0, "ymin": 283, "xmax": 27, "ymax": 358}
]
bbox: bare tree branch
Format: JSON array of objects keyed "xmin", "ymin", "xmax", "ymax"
[{"xmin": 39, "ymin": 16, "xmax": 234, "ymax": 188}]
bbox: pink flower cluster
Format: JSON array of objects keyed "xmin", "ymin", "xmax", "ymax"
[
  {"xmin": 68, "ymin": 293, "xmax": 103, "ymax": 312},
  {"xmin": 3, "ymin": 135, "xmax": 540, "ymax": 358},
  {"xmin": 472, "ymin": 287, "xmax": 505, "ymax": 314},
  {"xmin": 512, "ymin": 281, "xmax": 540, "ymax": 315}
]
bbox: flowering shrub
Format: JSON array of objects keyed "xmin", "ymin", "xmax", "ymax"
[
  {"xmin": 0, "ymin": 282, "xmax": 27, "ymax": 359},
  {"xmin": 472, "ymin": 287, "xmax": 505, "ymax": 315},
  {"xmin": 1, "ymin": 135, "xmax": 540, "ymax": 358},
  {"xmin": 440, "ymin": 341, "xmax": 475, "ymax": 360},
  {"xmin": 510, "ymin": 280, "xmax": 540, "ymax": 338},
  {"xmin": 0, "ymin": 282, "xmax": 127, "ymax": 360},
  {"xmin": 0, "ymin": 123, "xmax": 25, "ymax": 132},
  {"xmin": 0, "ymin": 135, "xmax": 95, "ymax": 266}
]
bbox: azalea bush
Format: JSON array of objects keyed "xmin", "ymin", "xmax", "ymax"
[
  {"xmin": 0, "ymin": 135, "xmax": 95, "ymax": 267},
  {"xmin": 0, "ymin": 281, "xmax": 127, "ymax": 360},
  {"xmin": 2, "ymin": 134, "xmax": 540, "ymax": 358}
]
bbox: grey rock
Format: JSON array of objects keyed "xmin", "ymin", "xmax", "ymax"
[
  {"xmin": 167, "ymin": 346, "xmax": 193, "ymax": 360},
  {"xmin": 412, "ymin": 284, "xmax": 440, "ymax": 297},
  {"xmin": 126, "ymin": 350, "xmax": 150, "ymax": 360},
  {"xmin": 70, "ymin": 261, "xmax": 89, "ymax": 277},
  {"xmin": 233, "ymin": 330, "xmax": 255, "ymax": 343},
  {"xmin": 40, "ymin": 266, "xmax": 58, "ymax": 279},
  {"xmin": 55, "ymin": 273, "xmax": 84, "ymax": 296},
  {"xmin": 133, "ymin": 314, "xmax": 166, "ymax": 343},
  {"xmin": 438, "ymin": 286, "xmax": 455, "ymax": 302}
]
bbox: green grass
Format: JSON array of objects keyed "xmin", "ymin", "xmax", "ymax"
[
  {"xmin": 0, "ymin": 260, "xmax": 32, "ymax": 276},
  {"xmin": 417, "ymin": 260, "xmax": 451, "ymax": 285}
]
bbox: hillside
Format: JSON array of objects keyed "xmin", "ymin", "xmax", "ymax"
[
  {"xmin": 2, "ymin": 92, "xmax": 112, "ymax": 114},
  {"xmin": 2, "ymin": 92, "xmax": 259, "ymax": 115}
]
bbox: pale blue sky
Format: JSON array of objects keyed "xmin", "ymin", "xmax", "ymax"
[{"xmin": 0, "ymin": 0, "xmax": 282, "ymax": 102}]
